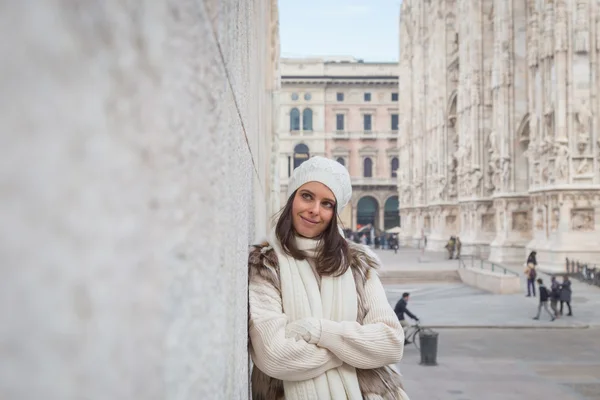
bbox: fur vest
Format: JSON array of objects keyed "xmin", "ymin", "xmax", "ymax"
[{"xmin": 248, "ymin": 241, "xmax": 406, "ymax": 400}]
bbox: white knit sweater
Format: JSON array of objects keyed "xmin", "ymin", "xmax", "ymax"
[{"xmin": 248, "ymin": 264, "xmax": 404, "ymax": 382}]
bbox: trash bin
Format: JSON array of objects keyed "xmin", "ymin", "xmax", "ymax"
[{"xmin": 419, "ymin": 329, "xmax": 439, "ymax": 366}]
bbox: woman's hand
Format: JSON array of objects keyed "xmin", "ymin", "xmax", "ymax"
[{"xmin": 285, "ymin": 318, "xmax": 322, "ymax": 344}]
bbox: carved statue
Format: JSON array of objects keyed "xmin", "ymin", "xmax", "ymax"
[
  {"xmin": 551, "ymin": 208, "xmax": 560, "ymax": 231},
  {"xmin": 470, "ymin": 167, "xmax": 483, "ymax": 193},
  {"xmin": 571, "ymin": 209, "xmax": 594, "ymax": 231},
  {"xmin": 575, "ymin": 0, "xmax": 590, "ymax": 53},
  {"xmin": 501, "ymin": 157, "xmax": 511, "ymax": 189},
  {"xmin": 553, "ymin": 141, "xmax": 570, "ymax": 181},
  {"xmin": 575, "ymin": 102, "xmax": 591, "ymax": 154},
  {"xmin": 535, "ymin": 208, "xmax": 544, "ymax": 230}
]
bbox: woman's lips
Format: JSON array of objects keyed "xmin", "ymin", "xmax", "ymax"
[{"xmin": 300, "ymin": 215, "xmax": 319, "ymax": 225}]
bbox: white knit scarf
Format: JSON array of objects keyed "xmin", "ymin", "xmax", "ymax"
[{"xmin": 269, "ymin": 229, "xmax": 363, "ymax": 400}]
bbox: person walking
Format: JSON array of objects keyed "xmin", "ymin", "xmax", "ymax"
[
  {"xmin": 525, "ymin": 251, "xmax": 538, "ymax": 297},
  {"xmin": 550, "ymin": 276, "xmax": 561, "ymax": 318},
  {"xmin": 454, "ymin": 237, "xmax": 462, "ymax": 259},
  {"xmin": 533, "ymin": 279, "xmax": 555, "ymax": 321},
  {"xmin": 445, "ymin": 236, "xmax": 456, "ymax": 259},
  {"xmin": 248, "ymin": 156, "xmax": 409, "ymax": 400},
  {"xmin": 394, "ymin": 292, "xmax": 419, "ymax": 345},
  {"xmin": 560, "ymin": 275, "xmax": 573, "ymax": 316}
]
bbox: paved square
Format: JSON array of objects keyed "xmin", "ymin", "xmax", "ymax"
[{"xmin": 396, "ymin": 329, "xmax": 600, "ymax": 400}]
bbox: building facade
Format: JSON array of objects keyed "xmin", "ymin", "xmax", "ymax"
[
  {"xmin": 277, "ymin": 58, "xmax": 400, "ymax": 232},
  {"xmin": 399, "ymin": 0, "xmax": 600, "ymax": 270},
  {"xmin": 0, "ymin": 0, "xmax": 279, "ymax": 399}
]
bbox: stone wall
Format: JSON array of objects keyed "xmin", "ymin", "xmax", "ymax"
[
  {"xmin": 399, "ymin": 0, "xmax": 600, "ymax": 270},
  {"xmin": 0, "ymin": 1, "xmax": 279, "ymax": 399}
]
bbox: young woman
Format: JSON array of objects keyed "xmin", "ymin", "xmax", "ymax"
[
  {"xmin": 248, "ymin": 156, "xmax": 408, "ymax": 400},
  {"xmin": 525, "ymin": 251, "xmax": 538, "ymax": 297}
]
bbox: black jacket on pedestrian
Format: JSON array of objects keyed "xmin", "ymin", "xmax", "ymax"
[
  {"xmin": 539, "ymin": 285, "xmax": 549, "ymax": 302},
  {"xmin": 527, "ymin": 252, "xmax": 537, "ymax": 266},
  {"xmin": 394, "ymin": 298, "xmax": 418, "ymax": 321}
]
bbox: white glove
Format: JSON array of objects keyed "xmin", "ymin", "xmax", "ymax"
[{"xmin": 285, "ymin": 318, "xmax": 322, "ymax": 344}]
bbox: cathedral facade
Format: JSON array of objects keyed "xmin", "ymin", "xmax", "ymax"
[{"xmin": 398, "ymin": 0, "xmax": 600, "ymax": 270}]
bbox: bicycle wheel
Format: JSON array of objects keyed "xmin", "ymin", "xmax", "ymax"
[{"xmin": 413, "ymin": 329, "xmax": 421, "ymax": 350}]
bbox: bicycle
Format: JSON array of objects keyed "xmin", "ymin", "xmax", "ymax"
[
  {"xmin": 404, "ymin": 322, "xmax": 434, "ymax": 350},
  {"xmin": 404, "ymin": 322, "xmax": 423, "ymax": 349}
]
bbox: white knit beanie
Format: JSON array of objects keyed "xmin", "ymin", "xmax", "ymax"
[{"xmin": 287, "ymin": 156, "xmax": 352, "ymax": 211}]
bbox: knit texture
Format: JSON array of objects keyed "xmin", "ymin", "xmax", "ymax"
[
  {"xmin": 286, "ymin": 156, "xmax": 352, "ymax": 210},
  {"xmin": 248, "ymin": 244, "xmax": 405, "ymax": 396}
]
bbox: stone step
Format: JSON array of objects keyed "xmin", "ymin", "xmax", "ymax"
[{"xmin": 379, "ymin": 269, "xmax": 461, "ymax": 284}]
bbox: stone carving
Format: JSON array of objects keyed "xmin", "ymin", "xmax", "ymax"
[
  {"xmin": 481, "ymin": 213, "xmax": 495, "ymax": 232},
  {"xmin": 535, "ymin": 208, "xmax": 544, "ymax": 230},
  {"xmin": 512, "ymin": 211, "xmax": 530, "ymax": 232},
  {"xmin": 575, "ymin": 0, "xmax": 589, "ymax": 53},
  {"xmin": 555, "ymin": 0, "xmax": 568, "ymax": 52},
  {"xmin": 553, "ymin": 141, "xmax": 570, "ymax": 181},
  {"xmin": 498, "ymin": 210, "xmax": 505, "ymax": 231},
  {"xmin": 575, "ymin": 158, "xmax": 592, "ymax": 175},
  {"xmin": 575, "ymin": 102, "xmax": 591, "ymax": 154},
  {"xmin": 446, "ymin": 215, "xmax": 457, "ymax": 232},
  {"xmin": 551, "ymin": 208, "xmax": 560, "ymax": 231},
  {"xmin": 571, "ymin": 208, "xmax": 594, "ymax": 231},
  {"xmin": 469, "ymin": 166, "xmax": 483, "ymax": 194},
  {"xmin": 501, "ymin": 157, "xmax": 511, "ymax": 189},
  {"xmin": 543, "ymin": 2, "xmax": 554, "ymax": 58},
  {"xmin": 597, "ymin": 12, "xmax": 600, "ymax": 51},
  {"xmin": 528, "ymin": 8, "xmax": 539, "ymax": 67}
]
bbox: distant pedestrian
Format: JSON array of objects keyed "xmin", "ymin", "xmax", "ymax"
[
  {"xmin": 392, "ymin": 235, "xmax": 399, "ymax": 254},
  {"xmin": 525, "ymin": 251, "xmax": 538, "ymax": 297},
  {"xmin": 560, "ymin": 275, "xmax": 573, "ymax": 316},
  {"xmin": 394, "ymin": 292, "xmax": 419, "ymax": 344},
  {"xmin": 550, "ymin": 276, "xmax": 561, "ymax": 318},
  {"xmin": 455, "ymin": 237, "xmax": 462, "ymax": 259},
  {"xmin": 533, "ymin": 279, "xmax": 555, "ymax": 321},
  {"xmin": 445, "ymin": 236, "xmax": 456, "ymax": 259}
]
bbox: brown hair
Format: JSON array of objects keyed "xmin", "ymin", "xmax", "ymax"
[{"xmin": 275, "ymin": 190, "xmax": 350, "ymax": 276}]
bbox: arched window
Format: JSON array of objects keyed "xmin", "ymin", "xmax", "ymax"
[
  {"xmin": 293, "ymin": 144, "xmax": 310, "ymax": 169},
  {"xmin": 363, "ymin": 157, "xmax": 373, "ymax": 178},
  {"xmin": 391, "ymin": 157, "xmax": 399, "ymax": 178},
  {"xmin": 336, "ymin": 157, "xmax": 345, "ymax": 166},
  {"xmin": 290, "ymin": 108, "xmax": 300, "ymax": 131},
  {"xmin": 357, "ymin": 196, "xmax": 379, "ymax": 228},
  {"xmin": 303, "ymin": 109, "xmax": 313, "ymax": 131},
  {"xmin": 384, "ymin": 196, "xmax": 400, "ymax": 229}
]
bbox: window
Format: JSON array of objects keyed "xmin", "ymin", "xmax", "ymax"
[
  {"xmin": 364, "ymin": 93, "xmax": 371, "ymax": 102},
  {"xmin": 304, "ymin": 93, "xmax": 312, "ymax": 101},
  {"xmin": 363, "ymin": 114, "xmax": 372, "ymax": 131},
  {"xmin": 290, "ymin": 108, "xmax": 300, "ymax": 131},
  {"xmin": 302, "ymin": 109, "xmax": 313, "ymax": 131},
  {"xmin": 391, "ymin": 114, "xmax": 399, "ymax": 131},
  {"xmin": 336, "ymin": 157, "xmax": 345, "ymax": 166},
  {"xmin": 336, "ymin": 114, "xmax": 345, "ymax": 131},
  {"xmin": 391, "ymin": 157, "xmax": 399, "ymax": 178},
  {"xmin": 391, "ymin": 92, "xmax": 399, "ymax": 102},
  {"xmin": 336, "ymin": 92, "xmax": 344, "ymax": 101},
  {"xmin": 293, "ymin": 144, "xmax": 310, "ymax": 169},
  {"xmin": 363, "ymin": 157, "xmax": 373, "ymax": 177},
  {"xmin": 291, "ymin": 93, "xmax": 299, "ymax": 101}
]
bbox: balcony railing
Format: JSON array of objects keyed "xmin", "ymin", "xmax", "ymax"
[{"xmin": 331, "ymin": 131, "xmax": 398, "ymax": 140}]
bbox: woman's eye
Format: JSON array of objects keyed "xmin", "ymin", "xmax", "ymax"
[
  {"xmin": 323, "ymin": 202, "xmax": 334, "ymax": 209},
  {"xmin": 301, "ymin": 193, "xmax": 312, "ymax": 200}
]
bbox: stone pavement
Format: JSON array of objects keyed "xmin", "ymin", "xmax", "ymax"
[
  {"xmin": 396, "ymin": 328, "xmax": 600, "ymax": 400},
  {"xmin": 376, "ymin": 248, "xmax": 600, "ymax": 328}
]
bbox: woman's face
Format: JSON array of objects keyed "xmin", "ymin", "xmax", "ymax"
[{"xmin": 291, "ymin": 182, "xmax": 336, "ymax": 238}]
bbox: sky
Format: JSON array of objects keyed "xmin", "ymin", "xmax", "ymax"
[{"xmin": 279, "ymin": 0, "xmax": 402, "ymax": 62}]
